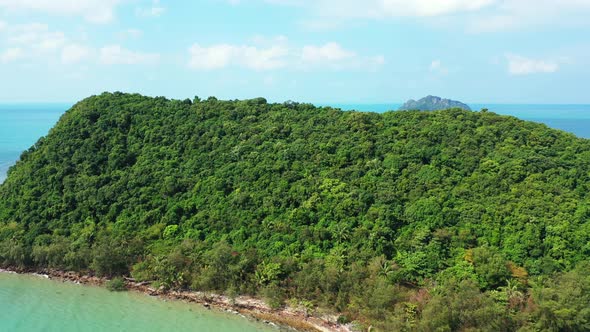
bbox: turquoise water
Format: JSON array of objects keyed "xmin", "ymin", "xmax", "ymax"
[
  {"xmin": 0, "ymin": 104, "xmax": 67, "ymax": 183},
  {"xmin": 0, "ymin": 272, "xmax": 277, "ymax": 332},
  {"xmin": 1, "ymin": 103, "xmax": 590, "ymax": 183}
]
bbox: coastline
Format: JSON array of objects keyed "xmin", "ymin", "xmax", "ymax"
[{"xmin": 0, "ymin": 267, "xmax": 351, "ymax": 332}]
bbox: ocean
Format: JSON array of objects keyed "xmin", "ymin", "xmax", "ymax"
[
  {"xmin": 0, "ymin": 272, "xmax": 276, "ymax": 332},
  {"xmin": 0, "ymin": 104, "xmax": 67, "ymax": 183},
  {"xmin": 1, "ymin": 103, "xmax": 589, "ymax": 183}
]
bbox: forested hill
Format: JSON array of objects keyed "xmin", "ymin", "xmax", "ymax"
[{"xmin": 1, "ymin": 92, "xmax": 590, "ymax": 330}]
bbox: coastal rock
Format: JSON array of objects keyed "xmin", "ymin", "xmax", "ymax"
[{"xmin": 399, "ymin": 95, "xmax": 471, "ymax": 111}]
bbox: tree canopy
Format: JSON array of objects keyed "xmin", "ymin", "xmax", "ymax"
[{"xmin": 1, "ymin": 92, "xmax": 589, "ymax": 330}]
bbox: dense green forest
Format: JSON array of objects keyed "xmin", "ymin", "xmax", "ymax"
[{"xmin": 1, "ymin": 92, "xmax": 589, "ymax": 331}]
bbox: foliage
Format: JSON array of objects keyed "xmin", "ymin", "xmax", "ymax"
[
  {"xmin": 1, "ymin": 92, "xmax": 590, "ymax": 329},
  {"xmin": 531, "ymin": 262, "xmax": 590, "ymax": 331},
  {"xmin": 106, "ymin": 277, "xmax": 127, "ymax": 292}
]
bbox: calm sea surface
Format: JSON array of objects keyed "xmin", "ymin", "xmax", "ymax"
[
  {"xmin": 1, "ymin": 103, "xmax": 589, "ymax": 183},
  {"xmin": 0, "ymin": 272, "xmax": 276, "ymax": 332},
  {"xmin": 0, "ymin": 104, "xmax": 67, "ymax": 183}
]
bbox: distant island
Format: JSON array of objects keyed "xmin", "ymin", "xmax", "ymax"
[{"xmin": 399, "ymin": 95, "xmax": 472, "ymax": 111}]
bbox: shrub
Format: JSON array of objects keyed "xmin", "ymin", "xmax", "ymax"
[
  {"xmin": 106, "ymin": 277, "xmax": 127, "ymax": 292},
  {"xmin": 261, "ymin": 283, "xmax": 286, "ymax": 310}
]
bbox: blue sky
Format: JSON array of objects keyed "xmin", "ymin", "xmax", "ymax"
[{"xmin": 0, "ymin": 0, "xmax": 589, "ymax": 104}]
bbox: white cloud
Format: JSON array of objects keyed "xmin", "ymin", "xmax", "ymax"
[
  {"xmin": 0, "ymin": 48, "xmax": 24, "ymax": 63},
  {"xmin": 429, "ymin": 59, "xmax": 449, "ymax": 74},
  {"xmin": 118, "ymin": 29, "xmax": 143, "ymax": 39},
  {"xmin": 470, "ymin": 0, "xmax": 590, "ymax": 32},
  {"xmin": 61, "ymin": 44, "xmax": 91, "ymax": 64},
  {"xmin": 2, "ymin": 23, "xmax": 68, "ymax": 55},
  {"xmin": 301, "ymin": 42, "xmax": 384, "ymax": 70},
  {"xmin": 232, "ymin": 0, "xmax": 500, "ymax": 32},
  {"xmin": 8, "ymin": 23, "xmax": 66, "ymax": 51},
  {"xmin": 188, "ymin": 39, "xmax": 384, "ymax": 71},
  {"xmin": 252, "ymin": 0, "xmax": 590, "ymax": 31},
  {"xmin": 430, "ymin": 60, "xmax": 442, "ymax": 70},
  {"xmin": 241, "ymin": 46, "xmax": 289, "ymax": 70},
  {"xmin": 368, "ymin": 0, "xmax": 495, "ymax": 18},
  {"xmin": 301, "ymin": 42, "xmax": 355, "ymax": 63},
  {"xmin": 0, "ymin": 21, "xmax": 161, "ymax": 66},
  {"xmin": 469, "ymin": 15, "xmax": 518, "ymax": 33},
  {"xmin": 506, "ymin": 54, "xmax": 559, "ymax": 75},
  {"xmin": 0, "ymin": 0, "xmax": 122, "ymax": 23},
  {"xmin": 0, "ymin": 21, "xmax": 94, "ymax": 65},
  {"xmin": 188, "ymin": 44, "xmax": 233, "ymax": 70},
  {"xmin": 99, "ymin": 45, "xmax": 160, "ymax": 65},
  {"xmin": 372, "ymin": 55, "xmax": 386, "ymax": 66},
  {"xmin": 35, "ymin": 32, "xmax": 66, "ymax": 50},
  {"xmin": 251, "ymin": 0, "xmax": 495, "ymax": 18},
  {"xmin": 188, "ymin": 44, "xmax": 289, "ymax": 70},
  {"xmin": 136, "ymin": 0, "xmax": 165, "ymax": 17}
]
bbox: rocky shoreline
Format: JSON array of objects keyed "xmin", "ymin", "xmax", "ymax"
[{"xmin": 0, "ymin": 268, "xmax": 351, "ymax": 332}]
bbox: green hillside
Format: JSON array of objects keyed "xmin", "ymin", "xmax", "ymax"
[{"xmin": 1, "ymin": 92, "xmax": 589, "ymax": 330}]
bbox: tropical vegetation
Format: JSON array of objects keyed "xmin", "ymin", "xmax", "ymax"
[{"xmin": 1, "ymin": 92, "xmax": 589, "ymax": 330}]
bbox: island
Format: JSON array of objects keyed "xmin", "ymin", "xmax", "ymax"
[
  {"xmin": 399, "ymin": 95, "xmax": 472, "ymax": 111},
  {"xmin": 0, "ymin": 92, "xmax": 589, "ymax": 331}
]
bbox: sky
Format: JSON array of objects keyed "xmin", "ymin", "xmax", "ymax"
[{"xmin": 0, "ymin": 0, "xmax": 589, "ymax": 104}]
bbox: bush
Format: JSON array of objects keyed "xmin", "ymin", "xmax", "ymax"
[
  {"xmin": 106, "ymin": 277, "xmax": 127, "ymax": 292},
  {"xmin": 261, "ymin": 283, "xmax": 286, "ymax": 310},
  {"xmin": 337, "ymin": 315, "xmax": 351, "ymax": 324}
]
